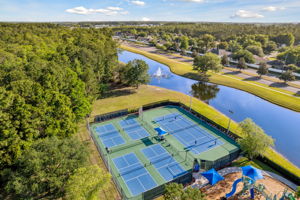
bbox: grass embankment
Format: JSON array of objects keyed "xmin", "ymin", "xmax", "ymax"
[
  {"xmin": 223, "ymin": 66, "xmax": 300, "ymax": 90},
  {"xmin": 82, "ymin": 85, "xmax": 299, "ymax": 190},
  {"xmin": 163, "ymin": 51, "xmax": 300, "ymax": 91},
  {"xmin": 120, "ymin": 44, "xmax": 300, "ymax": 112}
]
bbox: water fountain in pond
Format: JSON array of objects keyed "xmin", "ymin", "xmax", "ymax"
[{"xmin": 152, "ymin": 67, "xmax": 171, "ymax": 79}]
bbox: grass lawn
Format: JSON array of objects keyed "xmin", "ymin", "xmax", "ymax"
[
  {"xmin": 80, "ymin": 85, "xmax": 299, "ymax": 197},
  {"xmin": 120, "ymin": 44, "xmax": 300, "ymax": 112},
  {"xmin": 223, "ymin": 66, "xmax": 300, "ymax": 90},
  {"xmin": 76, "ymin": 122, "xmax": 120, "ymax": 200},
  {"xmin": 231, "ymin": 157, "xmax": 280, "ymax": 174}
]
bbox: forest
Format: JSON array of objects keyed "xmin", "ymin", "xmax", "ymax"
[
  {"xmin": 115, "ymin": 22, "xmax": 300, "ymax": 72},
  {"xmin": 0, "ymin": 23, "xmax": 149, "ymax": 199},
  {"xmin": 114, "ymin": 22, "xmax": 300, "ymax": 42}
]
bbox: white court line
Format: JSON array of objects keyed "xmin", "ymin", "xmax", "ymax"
[{"xmin": 137, "ymin": 176, "xmax": 147, "ymax": 191}]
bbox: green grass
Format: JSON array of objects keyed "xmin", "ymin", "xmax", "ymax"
[
  {"xmin": 120, "ymin": 44, "xmax": 300, "ymax": 112},
  {"xmin": 76, "ymin": 122, "xmax": 120, "ymax": 200},
  {"xmin": 88, "ymin": 85, "xmax": 300, "ymax": 181},
  {"xmin": 231, "ymin": 157, "xmax": 281, "ymax": 175}
]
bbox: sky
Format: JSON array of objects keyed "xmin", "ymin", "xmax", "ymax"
[{"xmin": 0, "ymin": 0, "xmax": 299, "ymax": 23}]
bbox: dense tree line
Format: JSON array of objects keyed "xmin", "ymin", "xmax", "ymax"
[
  {"xmin": 0, "ymin": 24, "xmax": 121, "ymax": 169},
  {"xmin": 117, "ymin": 23, "xmax": 300, "ymax": 67},
  {"xmin": 115, "ymin": 23, "xmax": 300, "ymax": 43},
  {"xmin": 0, "ymin": 23, "xmax": 150, "ymax": 199}
]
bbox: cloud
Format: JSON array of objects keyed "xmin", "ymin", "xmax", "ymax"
[
  {"xmin": 180, "ymin": 0, "xmax": 204, "ymax": 2},
  {"xmin": 231, "ymin": 10, "xmax": 264, "ymax": 19},
  {"xmin": 142, "ymin": 17, "xmax": 150, "ymax": 21},
  {"xmin": 120, "ymin": 11, "xmax": 129, "ymax": 15},
  {"xmin": 261, "ymin": 6, "xmax": 285, "ymax": 12},
  {"xmin": 106, "ymin": 7, "xmax": 123, "ymax": 11},
  {"xmin": 65, "ymin": 6, "xmax": 128, "ymax": 16},
  {"xmin": 131, "ymin": 1, "xmax": 145, "ymax": 6}
]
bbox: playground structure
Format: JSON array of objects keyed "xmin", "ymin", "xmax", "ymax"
[{"xmin": 225, "ymin": 166, "xmax": 296, "ymax": 200}]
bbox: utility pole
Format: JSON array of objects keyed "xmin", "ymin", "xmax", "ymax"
[
  {"xmin": 226, "ymin": 110, "xmax": 234, "ymax": 134},
  {"xmin": 189, "ymin": 95, "xmax": 192, "ymax": 112}
]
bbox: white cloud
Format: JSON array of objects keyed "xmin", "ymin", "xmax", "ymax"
[
  {"xmin": 180, "ymin": 0, "xmax": 204, "ymax": 2},
  {"xmin": 142, "ymin": 17, "xmax": 150, "ymax": 21},
  {"xmin": 131, "ymin": 1, "xmax": 145, "ymax": 6},
  {"xmin": 261, "ymin": 6, "xmax": 285, "ymax": 12},
  {"xmin": 65, "ymin": 6, "xmax": 128, "ymax": 16},
  {"xmin": 120, "ymin": 11, "xmax": 129, "ymax": 15},
  {"xmin": 231, "ymin": 10, "xmax": 264, "ymax": 19},
  {"xmin": 65, "ymin": 7, "xmax": 93, "ymax": 15},
  {"xmin": 106, "ymin": 7, "xmax": 123, "ymax": 11}
]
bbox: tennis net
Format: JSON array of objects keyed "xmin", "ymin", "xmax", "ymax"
[
  {"xmin": 122, "ymin": 123, "xmax": 141, "ymax": 132},
  {"xmin": 155, "ymin": 113, "xmax": 181, "ymax": 122},
  {"xmin": 110, "ymin": 139, "xmax": 143, "ymax": 153},
  {"xmin": 119, "ymin": 163, "xmax": 145, "ymax": 176},
  {"xmin": 98, "ymin": 129, "xmax": 119, "ymax": 138},
  {"xmin": 169, "ymin": 124, "xmax": 198, "ymax": 134},
  {"xmin": 150, "ymin": 153, "xmax": 177, "ymax": 165},
  {"xmin": 191, "ymin": 137, "xmax": 220, "ymax": 147}
]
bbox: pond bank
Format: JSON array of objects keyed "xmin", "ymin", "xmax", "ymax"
[{"xmin": 120, "ymin": 44, "xmax": 300, "ymax": 112}]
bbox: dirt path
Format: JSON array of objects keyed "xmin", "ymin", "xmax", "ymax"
[{"xmin": 122, "ymin": 42, "xmax": 300, "ymax": 95}]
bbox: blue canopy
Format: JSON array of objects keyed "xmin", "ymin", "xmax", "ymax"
[
  {"xmin": 242, "ymin": 165, "xmax": 264, "ymax": 181},
  {"xmin": 154, "ymin": 127, "xmax": 167, "ymax": 136},
  {"xmin": 201, "ymin": 168, "xmax": 224, "ymax": 185}
]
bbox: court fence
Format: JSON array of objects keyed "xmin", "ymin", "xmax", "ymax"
[
  {"xmin": 89, "ymin": 100, "xmax": 243, "ymax": 199},
  {"xmin": 89, "ymin": 120, "xmax": 192, "ymax": 200},
  {"xmin": 88, "ymin": 100, "xmax": 299, "ymax": 198},
  {"xmin": 92, "ymin": 99, "xmax": 240, "ymax": 140}
]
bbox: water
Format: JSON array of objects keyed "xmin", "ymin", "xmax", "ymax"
[{"xmin": 118, "ymin": 50, "xmax": 300, "ymax": 167}]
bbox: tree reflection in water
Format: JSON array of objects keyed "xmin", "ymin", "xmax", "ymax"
[{"xmin": 191, "ymin": 82, "xmax": 220, "ymax": 104}]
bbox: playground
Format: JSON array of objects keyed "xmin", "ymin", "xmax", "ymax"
[
  {"xmin": 201, "ymin": 172, "xmax": 296, "ymax": 200},
  {"xmin": 191, "ymin": 166, "xmax": 297, "ymax": 200}
]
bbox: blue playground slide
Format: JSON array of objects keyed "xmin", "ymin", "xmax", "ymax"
[
  {"xmin": 226, "ymin": 178, "xmax": 243, "ymax": 198},
  {"xmin": 250, "ymin": 188, "xmax": 254, "ymax": 199}
]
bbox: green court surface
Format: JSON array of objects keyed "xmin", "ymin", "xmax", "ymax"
[{"xmin": 90, "ymin": 105, "xmax": 239, "ymax": 199}]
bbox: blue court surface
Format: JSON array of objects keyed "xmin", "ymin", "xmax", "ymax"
[
  {"xmin": 95, "ymin": 123, "xmax": 125, "ymax": 148},
  {"xmin": 155, "ymin": 113, "xmax": 223, "ymax": 154},
  {"xmin": 141, "ymin": 144, "xmax": 186, "ymax": 181},
  {"xmin": 119, "ymin": 118, "xmax": 150, "ymax": 140},
  {"xmin": 113, "ymin": 153, "xmax": 157, "ymax": 196}
]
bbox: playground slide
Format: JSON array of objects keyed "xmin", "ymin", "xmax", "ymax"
[
  {"xmin": 250, "ymin": 188, "xmax": 254, "ymax": 199},
  {"xmin": 226, "ymin": 178, "xmax": 243, "ymax": 198},
  {"xmin": 288, "ymin": 193, "xmax": 295, "ymax": 200}
]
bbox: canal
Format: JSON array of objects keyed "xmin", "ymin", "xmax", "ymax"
[{"xmin": 118, "ymin": 50, "xmax": 300, "ymax": 167}]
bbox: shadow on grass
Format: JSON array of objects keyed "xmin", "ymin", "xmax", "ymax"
[
  {"xmin": 243, "ymin": 76, "xmax": 261, "ymax": 81},
  {"xmin": 224, "ymin": 71, "xmax": 240, "ymax": 75},
  {"xmin": 231, "ymin": 157, "xmax": 282, "ymax": 175},
  {"xmin": 269, "ymin": 82, "xmax": 288, "ymax": 88},
  {"xmin": 103, "ymin": 88, "xmax": 136, "ymax": 98},
  {"xmin": 183, "ymin": 72, "xmax": 210, "ymax": 82},
  {"xmin": 294, "ymin": 91, "xmax": 300, "ymax": 97}
]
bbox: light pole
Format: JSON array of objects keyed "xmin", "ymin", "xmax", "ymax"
[
  {"xmin": 189, "ymin": 95, "xmax": 192, "ymax": 112},
  {"xmin": 226, "ymin": 110, "xmax": 234, "ymax": 134}
]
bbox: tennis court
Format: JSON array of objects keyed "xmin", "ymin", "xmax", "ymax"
[
  {"xmin": 95, "ymin": 123, "xmax": 125, "ymax": 148},
  {"xmin": 113, "ymin": 152, "xmax": 157, "ymax": 196},
  {"xmin": 141, "ymin": 144, "xmax": 186, "ymax": 181},
  {"xmin": 155, "ymin": 112, "xmax": 223, "ymax": 154},
  {"xmin": 119, "ymin": 118, "xmax": 150, "ymax": 140},
  {"xmin": 90, "ymin": 104, "xmax": 240, "ymax": 199}
]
